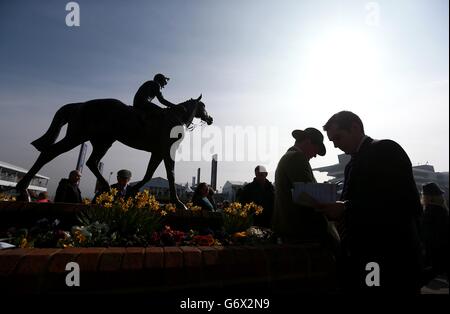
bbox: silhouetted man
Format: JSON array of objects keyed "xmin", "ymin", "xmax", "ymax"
[
  {"xmin": 272, "ymin": 128, "xmax": 331, "ymax": 243},
  {"xmin": 421, "ymin": 182, "xmax": 449, "ymax": 279},
  {"xmin": 318, "ymin": 111, "xmax": 423, "ymax": 293},
  {"xmin": 92, "ymin": 169, "xmax": 133, "ymax": 203},
  {"xmin": 111, "ymin": 169, "xmax": 132, "ymax": 198},
  {"xmin": 54, "ymin": 170, "xmax": 82, "ymax": 203},
  {"xmin": 239, "ymin": 165, "xmax": 275, "ymax": 228},
  {"xmin": 133, "ymin": 73, "xmax": 176, "ymax": 117}
]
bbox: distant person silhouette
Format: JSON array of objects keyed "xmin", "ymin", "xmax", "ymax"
[
  {"xmin": 111, "ymin": 169, "xmax": 133, "ymax": 198},
  {"xmin": 421, "ymin": 182, "xmax": 449, "ymax": 279},
  {"xmin": 192, "ymin": 182, "xmax": 216, "ymax": 212},
  {"xmin": 36, "ymin": 191, "xmax": 50, "ymax": 203},
  {"xmin": 28, "ymin": 190, "xmax": 38, "ymax": 202},
  {"xmin": 133, "ymin": 73, "xmax": 177, "ymax": 119},
  {"xmin": 239, "ymin": 165, "xmax": 275, "ymax": 228},
  {"xmin": 54, "ymin": 170, "xmax": 82, "ymax": 204},
  {"xmin": 92, "ymin": 169, "xmax": 133, "ymax": 203}
]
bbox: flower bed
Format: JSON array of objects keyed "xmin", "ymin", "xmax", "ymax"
[
  {"xmin": 0, "ymin": 195, "xmax": 338, "ymax": 294},
  {"xmin": 1, "ymin": 190, "xmax": 270, "ymax": 248}
]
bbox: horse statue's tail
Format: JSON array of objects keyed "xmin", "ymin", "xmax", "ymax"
[{"xmin": 31, "ymin": 103, "xmax": 78, "ymax": 152}]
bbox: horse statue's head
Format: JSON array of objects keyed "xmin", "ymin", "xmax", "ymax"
[{"xmin": 178, "ymin": 94, "xmax": 213, "ymax": 128}]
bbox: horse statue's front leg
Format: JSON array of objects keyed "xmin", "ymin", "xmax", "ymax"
[{"xmin": 164, "ymin": 156, "xmax": 187, "ymax": 210}]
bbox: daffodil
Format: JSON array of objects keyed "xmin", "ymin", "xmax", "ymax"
[
  {"xmin": 190, "ymin": 205, "xmax": 202, "ymax": 212},
  {"xmin": 232, "ymin": 231, "xmax": 247, "ymax": 238},
  {"xmin": 20, "ymin": 237, "xmax": 28, "ymax": 248},
  {"xmin": 165, "ymin": 203, "xmax": 176, "ymax": 213}
]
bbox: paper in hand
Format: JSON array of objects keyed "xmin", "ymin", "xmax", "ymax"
[{"xmin": 292, "ymin": 182, "xmax": 337, "ymax": 206}]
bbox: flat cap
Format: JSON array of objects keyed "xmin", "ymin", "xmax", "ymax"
[{"xmin": 117, "ymin": 169, "xmax": 132, "ymax": 179}]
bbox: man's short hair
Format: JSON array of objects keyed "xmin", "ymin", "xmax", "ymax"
[
  {"xmin": 69, "ymin": 170, "xmax": 81, "ymax": 177},
  {"xmin": 323, "ymin": 111, "xmax": 365, "ymax": 133},
  {"xmin": 255, "ymin": 165, "xmax": 268, "ymax": 173}
]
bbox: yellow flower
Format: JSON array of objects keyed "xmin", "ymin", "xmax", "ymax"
[
  {"xmin": 117, "ymin": 197, "xmax": 133, "ymax": 212},
  {"xmin": 126, "ymin": 197, "xmax": 134, "ymax": 207},
  {"xmin": 82, "ymin": 198, "xmax": 91, "ymax": 205},
  {"xmin": 255, "ymin": 205, "xmax": 264, "ymax": 215},
  {"xmin": 230, "ymin": 202, "xmax": 242, "ymax": 210},
  {"xmin": 74, "ymin": 230, "xmax": 86, "ymax": 243},
  {"xmin": 232, "ymin": 231, "xmax": 247, "ymax": 238},
  {"xmin": 186, "ymin": 202, "xmax": 203, "ymax": 212},
  {"xmin": 243, "ymin": 202, "xmax": 255, "ymax": 211},
  {"xmin": 190, "ymin": 205, "xmax": 202, "ymax": 212},
  {"xmin": 95, "ymin": 190, "xmax": 117, "ymax": 207},
  {"xmin": 148, "ymin": 200, "xmax": 160, "ymax": 212},
  {"xmin": 239, "ymin": 211, "xmax": 248, "ymax": 218},
  {"xmin": 165, "ymin": 203, "xmax": 176, "ymax": 213},
  {"xmin": 20, "ymin": 237, "xmax": 28, "ymax": 248},
  {"xmin": 224, "ymin": 207, "xmax": 233, "ymax": 214},
  {"xmin": 135, "ymin": 200, "xmax": 145, "ymax": 209},
  {"xmin": 0, "ymin": 193, "xmax": 16, "ymax": 201},
  {"xmin": 160, "ymin": 210, "xmax": 167, "ymax": 216}
]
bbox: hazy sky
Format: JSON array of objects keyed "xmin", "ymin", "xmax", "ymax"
[{"xmin": 1, "ymin": 0, "xmax": 448, "ymax": 198}]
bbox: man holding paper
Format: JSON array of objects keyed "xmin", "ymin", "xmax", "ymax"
[
  {"xmin": 272, "ymin": 127, "xmax": 332, "ymax": 244},
  {"xmin": 319, "ymin": 111, "xmax": 423, "ymax": 293}
]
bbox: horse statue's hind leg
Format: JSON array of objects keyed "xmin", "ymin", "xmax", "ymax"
[
  {"xmin": 85, "ymin": 139, "xmax": 114, "ymax": 191},
  {"xmin": 127, "ymin": 152, "xmax": 163, "ymax": 196},
  {"xmin": 15, "ymin": 136, "xmax": 83, "ymax": 192}
]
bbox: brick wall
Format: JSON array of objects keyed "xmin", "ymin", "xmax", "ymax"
[{"xmin": 0, "ymin": 244, "xmax": 337, "ymax": 294}]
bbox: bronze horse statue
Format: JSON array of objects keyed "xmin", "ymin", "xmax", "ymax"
[{"xmin": 15, "ymin": 95, "xmax": 213, "ymax": 209}]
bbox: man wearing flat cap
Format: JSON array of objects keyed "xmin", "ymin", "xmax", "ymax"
[
  {"xmin": 272, "ymin": 127, "xmax": 333, "ymax": 245},
  {"xmin": 92, "ymin": 169, "xmax": 133, "ymax": 203},
  {"xmin": 112, "ymin": 169, "xmax": 133, "ymax": 198}
]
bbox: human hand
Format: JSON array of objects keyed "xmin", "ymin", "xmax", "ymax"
[{"xmin": 315, "ymin": 201, "xmax": 346, "ymax": 221}]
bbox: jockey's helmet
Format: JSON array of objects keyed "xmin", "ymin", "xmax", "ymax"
[{"xmin": 154, "ymin": 73, "xmax": 170, "ymax": 87}]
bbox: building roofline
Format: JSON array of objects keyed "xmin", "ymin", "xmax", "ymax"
[{"xmin": 0, "ymin": 160, "xmax": 49, "ymax": 179}]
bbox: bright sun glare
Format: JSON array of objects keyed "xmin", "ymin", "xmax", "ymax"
[{"xmin": 303, "ymin": 28, "xmax": 382, "ymax": 105}]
